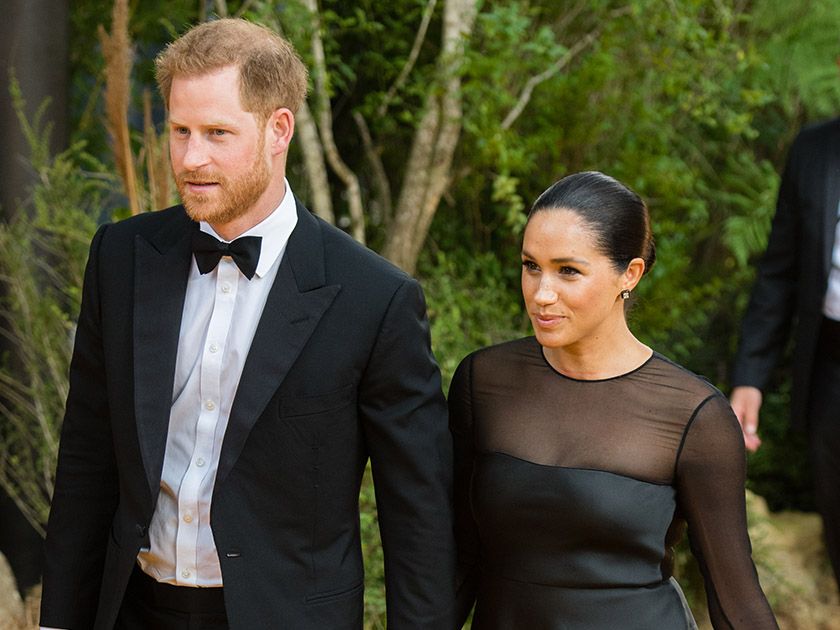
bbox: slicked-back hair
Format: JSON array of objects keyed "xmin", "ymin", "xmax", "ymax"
[
  {"xmin": 155, "ymin": 18, "xmax": 308, "ymax": 119},
  {"xmin": 528, "ymin": 171, "xmax": 656, "ymax": 275}
]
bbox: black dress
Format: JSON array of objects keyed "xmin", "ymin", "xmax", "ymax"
[{"xmin": 449, "ymin": 337, "xmax": 778, "ymax": 629}]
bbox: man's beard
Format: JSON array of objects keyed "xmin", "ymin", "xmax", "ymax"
[{"xmin": 175, "ymin": 150, "xmax": 271, "ymax": 226}]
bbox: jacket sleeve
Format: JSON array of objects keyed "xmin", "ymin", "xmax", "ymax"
[
  {"xmin": 731, "ymin": 133, "xmax": 803, "ymax": 390},
  {"xmin": 40, "ymin": 224, "xmax": 119, "ymax": 630},
  {"xmin": 357, "ymin": 277, "xmax": 458, "ymax": 629}
]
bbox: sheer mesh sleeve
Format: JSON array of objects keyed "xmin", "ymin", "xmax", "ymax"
[
  {"xmin": 675, "ymin": 394, "xmax": 778, "ymax": 629},
  {"xmin": 449, "ymin": 355, "xmax": 479, "ymax": 625}
]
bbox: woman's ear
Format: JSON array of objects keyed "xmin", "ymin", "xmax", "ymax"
[{"xmin": 622, "ymin": 257, "xmax": 646, "ymax": 292}]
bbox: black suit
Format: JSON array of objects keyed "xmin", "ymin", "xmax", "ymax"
[
  {"xmin": 732, "ymin": 116, "xmax": 840, "ymax": 584},
  {"xmin": 40, "ymin": 200, "xmax": 457, "ymax": 629}
]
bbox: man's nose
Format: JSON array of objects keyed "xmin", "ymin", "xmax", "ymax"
[{"xmin": 181, "ymin": 136, "xmax": 211, "ymax": 171}]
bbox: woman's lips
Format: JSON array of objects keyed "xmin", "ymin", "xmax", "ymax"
[{"xmin": 534, "ymin": 313, "xmax": 565, "ymax": 327}]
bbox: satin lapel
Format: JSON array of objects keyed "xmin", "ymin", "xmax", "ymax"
[
  {"xmin": 822, "ymin": 134, "xmax": 840, "ymax": 276},
  {"xmin": 133, "ymin": 215, "xmax": 194, "ymax": 497},
  {"xmin": 216, "ymin": 204, "xmax": 340, "ymax": 484}
]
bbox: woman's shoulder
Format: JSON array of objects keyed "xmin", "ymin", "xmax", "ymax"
[
  {"xmin": 640, "ymin": 353, "xmax": 739, "ymax": 441},
  {"xmin": 640, "ymin": 352, "xmax": 731, "ymax": 419},
  {"xmin": 460, "ymin": 336, "xmax": 539, "ymax": 368},
  {"xmin": 451, "ymin": 336, "xmax": 540, "ymax": 387},
  {"xmin": 646, "ymin": 352, "xmax": 722, "ymax": 394}
]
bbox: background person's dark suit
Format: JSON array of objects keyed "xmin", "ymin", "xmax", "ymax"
[
  {"xmin": 39, "ymin": 199, "xmax": 457, "ymax": 630},
  {"xmin": 732, "ymin": 116, "xmax": 840, "ymax": 587}
]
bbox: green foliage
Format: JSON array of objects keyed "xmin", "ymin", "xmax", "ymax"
[
  {"xmin": 748, "ymin": 0, "xmax": 840, "ymax": 122},
  {"xmin": 359, "ymin": 465, "xmax": 386, "ymax": 629},
  {"xmin": 420, "ymin": 249, "xmax": 527, "ymax": 389},
  {"xmin": 0, "ymin": 78, "xmax": 108, "ymax": 535},
  {"xmin": 746, "ymin": 384, "xmax": 815, "ymax": 512}
]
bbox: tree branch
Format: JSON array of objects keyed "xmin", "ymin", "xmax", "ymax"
[
  {"xmin": 353, "ymin": 111, "xmax": 392, "ymax": 226},
  {"xmin": 302, "ymin": 0, "xmax": 366, "ymax": 244},
  {"xmin": 234, "ymin": 0, "xmax": 257, "ymax": 18},
  {"xmin": 501, "ymin": 30, "xmax": 599, "ymax": 131},
  {"xmin": 376, "ymin": 0, "xmax": 438, "ymax": 119}
]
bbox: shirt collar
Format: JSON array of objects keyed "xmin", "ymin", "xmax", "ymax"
[{"xmin": 199, "ymin": 178, "xmax": 298, "ymax": 279}]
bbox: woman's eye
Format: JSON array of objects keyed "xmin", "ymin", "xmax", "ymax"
[
  {"xmin": 559, "ymin": 266, "xmax": 580, "ymax": 275},
  {"xmin": 522, "ymin": 260, "xmax": 539, "ymax": 272}
]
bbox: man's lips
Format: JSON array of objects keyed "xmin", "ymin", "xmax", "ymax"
[{"xmin": 184, "ymin": 181, "xmax": 220, "ymax": 192}]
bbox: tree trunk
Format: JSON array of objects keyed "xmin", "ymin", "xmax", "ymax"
[
  {"xmin": 295, "ymin": 102, "xmax": 335, "ymax": 224},
  {"xmin": 383, "ymin": 0, "xmax": 478, "ymax": 275},
  {"xmin": 0, "ymin": 0, "xmax": 70, "ymax": 220},
  {"xmin": 0, "ymin": 0, "xmax": 70, "ymax": 595}
]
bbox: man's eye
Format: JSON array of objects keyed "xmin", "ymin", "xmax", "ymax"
[{"xmin": 210, "ymin": 129, "xmax": 227, "ymax": 136}]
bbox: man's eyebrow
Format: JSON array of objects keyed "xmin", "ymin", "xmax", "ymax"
[{"xmin": 168, "ymin": 119, "xmax": 240, "ymax": 128}]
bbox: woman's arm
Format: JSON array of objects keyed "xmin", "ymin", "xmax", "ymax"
[
  {"xmin": 448, "ymin": 355, "xmax": 480, "ymax": 627},
  {"xmin": 674, "ymin": 393, "xmax": 778, "ymax": 629}
]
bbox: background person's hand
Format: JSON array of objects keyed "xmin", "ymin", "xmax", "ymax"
[{"xmin": 730, "ymin": 386, "xmax": 764, "ymax": 452}]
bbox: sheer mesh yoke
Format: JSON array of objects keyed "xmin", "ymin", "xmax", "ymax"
[{"xmin": 450, "ymin": 337, "xmax": 777, "ymax": 629}]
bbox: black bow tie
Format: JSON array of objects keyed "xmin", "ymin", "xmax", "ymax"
[{"xmin": 192, "ymin": 230, "xmax": 262, "ymax": 280}]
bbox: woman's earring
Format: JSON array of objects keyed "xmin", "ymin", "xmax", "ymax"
[{"xmin": 620, "ymin": 289, "xmax": 631, "ymax": 300}]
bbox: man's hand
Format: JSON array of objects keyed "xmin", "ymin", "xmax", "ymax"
[{"xmin": 730, "ymin": 386, "xmax": 764, "ymax": 452}]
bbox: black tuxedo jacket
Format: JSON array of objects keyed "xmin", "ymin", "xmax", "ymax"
[
  {"xmin": 40, "ymin": 200, "xmax": 457, "ymax": 629},
  {"xmin": 732, "ymin": 117, "xmax": 840, "ymax": 430}
]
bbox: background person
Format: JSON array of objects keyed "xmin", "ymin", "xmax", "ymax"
[{"xmin": 730, "ymin": 114, "xmax": 840, "ymax": 592}]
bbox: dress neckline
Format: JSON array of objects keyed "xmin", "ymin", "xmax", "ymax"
[{"xmin": 534, "ymin": 337, "xmax": 656, "ymax": 382}]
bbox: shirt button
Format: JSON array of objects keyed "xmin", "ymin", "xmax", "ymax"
[
  {"xmin": 209, "ymin": 343, "xmax": 219, "ymax": 353},
  {"xmin": 205, "ymin": 400, "xmax": 215, "ymax": 411},
  {"xmin": 221, "ymin": 282, "xmax": 232, "ymax": 294},
  {"xmin": 196, "ymin": 457, "xmax": 206, "ymax": 467},
  {"xmin": 183, "ymin": 513, "xmax": 193, "ymax": 523},
  {"xmin": 182, "ymin": 569, "xmax": 191, "ymax": 579}
]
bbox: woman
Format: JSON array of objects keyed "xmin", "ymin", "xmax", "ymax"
[{"xmin": 449, "ymin": 171, "xmax": 777, "ymax": 629}]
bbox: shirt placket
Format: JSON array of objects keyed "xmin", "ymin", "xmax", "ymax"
[{"xmin": 174, "ymin": 258, "xmax": 239, "ymax": 584}]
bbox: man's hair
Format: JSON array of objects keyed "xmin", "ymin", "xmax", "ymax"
[{"xmin": 155, "ymin": 18, "xmax": 308, "ymax": 118}]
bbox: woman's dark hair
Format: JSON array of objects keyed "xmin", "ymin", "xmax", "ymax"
[{"xmin": 527, "ymin": 171, "xmax": 656, "ymax": 274}]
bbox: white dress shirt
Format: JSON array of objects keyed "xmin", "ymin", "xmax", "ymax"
[
  {"xmin": 136, "ymin": 180, "xmax": 297, "ymax": 586},
  {"xmin": 824, "ymin": 200, "xmax": 840, "ymax": 321}
]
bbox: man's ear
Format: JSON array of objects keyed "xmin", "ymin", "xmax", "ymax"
[{"xmin": 266, "ymin": 108, "xmax": 294, "ymax": 156}]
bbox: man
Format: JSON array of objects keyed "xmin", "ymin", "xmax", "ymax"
[
  {"xmin": 39, "ymin": 18, "xmax": 456, "ymax": 630},
  {"xmin": 730, "ymin": 115, "xmax": 840, "ymax": 591}
]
